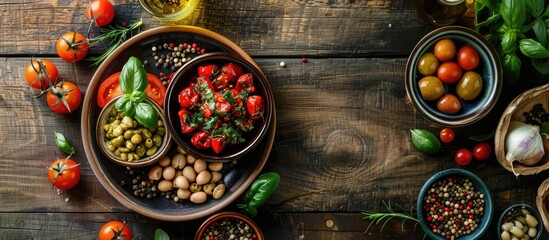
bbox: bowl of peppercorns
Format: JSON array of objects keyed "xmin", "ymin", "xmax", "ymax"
[
  {"xmin": 417, "ymin": 168, "xmax": 494, "ymax": 240},
  {"xmin": 194, "ymin": 211, "xmax": 263, "ymax": 240}
]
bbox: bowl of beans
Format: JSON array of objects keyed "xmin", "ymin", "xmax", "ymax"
[
  {"xmin": 194, "ymin": 211, "xmax": 263, "ymax": 240},
  {"xmin": 405, "ymin": 26, "xmax": 502, "ymax": 127},
  {"xmin": 497, "ymin": 204, "xmax": 542, "ymax": 240},
  {"xmin": 417, "ymin": 168, "xmax": 494, "ymax": 240},
  {"xmin": 96, "ymin": 96, "xmax": 172, "ymax": 167},
  {"xmin": 164, "ymin": 52, "xmax": 274, "ymax": 162}
]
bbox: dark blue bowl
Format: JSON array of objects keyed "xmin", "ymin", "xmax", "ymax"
[
  {"xmin": 417, "ymin": 169, "xmax": 494, "ymax": 240},
  {"xmin": 405, "ymin": 26, "xmax": 502, "ymax": 127},
  {"xmin": 497, "ymin": 204, "xmax": 542, "ymax": 240}
]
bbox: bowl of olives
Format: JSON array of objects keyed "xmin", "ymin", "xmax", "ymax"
[{"xmin": 405, "ymin": 26, "xmax": 502, "ymax": 127}]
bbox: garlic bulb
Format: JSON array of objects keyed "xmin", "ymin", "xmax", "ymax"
[{"xmin": 505, "ymin": 121, "xmax": 545, "ymax": 175}]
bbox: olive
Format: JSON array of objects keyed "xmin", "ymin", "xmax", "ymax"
[
  {"xmin": 437, "ymin": 93, "xmax": 461, "ymax": 114},
  {"xmin": 153, "ymin": 134, "xmax": 162, "ymax": 147},
  {"xmin": 130, "ymin": 134, "xmax": 142, "ymax": 144},
  {"xmin": 135, "ymin": 143, "xmax": 146, "ymax": 157},
  {"xmin": 456, "ymin": 71, "xmax": 483, "ymax": 100},
  {"xmin": 190, "ymin": 182, "xmax": 202, "ymax": 192},
  {"xmin": 146, "ymin": 146, "xmax": 158, "ymax": 156},
  {"xmin": 145, "ymin": 138, "xmax": 154, "ymax": 148},
  {"xmin": 123, "ymin": 130, "xmax": 134, "ymax": 140},
  {"xmin": 418, "ymin": 76, "xmax": 444, "ymax": 101},
  {"xmin": 417, "ymin": 52, "xmax": 439, "ymax": 76}
]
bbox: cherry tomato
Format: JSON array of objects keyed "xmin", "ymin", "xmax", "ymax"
[
  {"xmin": 457, "ymin": 46, "xmax": 480, "ymax": 70},
  {"xmin": 191, "ymin": 131, "xmax": 211, "ymax": 149},
  {"xmin": 48, "ymin": 158, "xmax": 81, "ymax": 190},
  {"xmin": 235, "ymin": 117, "xmax": 255, "ymax": 132},
  {"xmin": 201, "ymin": 103, "xmax": 214, "ymax": 118},
  {"xmin": 85, "ymin": 0, "xmax": 115, "ymax": 27},
  {"xmin": 25, "ymin": 59, "xmax": 58, "ymax": 90},
  {"xmin": 178, "ymin": 109, "xmax": 197, "ymax": 134},
  {"xmin": 198, "ymin": 64, "xmax": 219, "ymax": 78},
  {"xmin": 455, "ymin": 148, "xmax": 473, "ymax": 166},
  {"xmin": 98, "ymin": 221, "xmax": 132, "ymax": 240},
  {"xmin": 221, "ymin": 62, "xmax": 244, "ymax": 82},
  {"xmin": 437, "ymin": 62, "xmax": 462, "ymax": 84},
  {"xmin": 439, "ymin": 128, "xmax": 455, "ymax": 143},
  {"xmin": 213, "ymin": 73, "xmax": 231, "ymax": 90},
  {"xmin": 56, "ymin": 32, "xmax": 89, "ymax": 63},
  {"xmin": 437, "ymin": 94, "xmax": 461, "ymax": 114},
  {"xmin": 47, "ymin": 81, "xmax": 82, "ymax": 114},
  {"xmin": 246, "ymin": 95, "xmax": 264, "ymax": 120},
  {"xmin": 97, "ymin": 72, "xmax": 166, "ymax": 108},
  {"xmin": 434, "ymin": 39, "xmax": 456, "ymax": 62},
  {"xmin": 236, "ymin": 73, "xmax": 254, "ymax": 91},
  {"xmin": 215, "ymin": 93, "xmax": 232, "ymax": 114},
  {"xmin": 473, "ymin": 142, "xmax": 492, "ymax": 161},
  {"xmin": 178, "ymin": 86, "xmax": 200, "ymax": 108},
  {"xmin": 211, "ymin": 137, "xmax": 226, "ymax": 154}
]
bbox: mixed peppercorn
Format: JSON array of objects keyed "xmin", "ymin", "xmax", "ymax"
[
  {"xmin": 144, "ymin": 41, "xmax": 207, "ymax": 85},
  {"xmin": 200, "ymin": 217, "xmax": 258, "ymax": 240},
  {"xmin": 422, "ymin": 176, "xmax": 485, "ymax": 239},
  {"xmin": 523, "ymin": 103, "xmax": 549, "ymax": 127}
]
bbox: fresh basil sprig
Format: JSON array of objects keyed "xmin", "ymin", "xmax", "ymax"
[
  {"xmin": 115, "ymin": 57, "xmax": 158, "ymax": 129},
  {"xmin": 237, "ymin": 172, "xmax": 280, "ymax": 217}
]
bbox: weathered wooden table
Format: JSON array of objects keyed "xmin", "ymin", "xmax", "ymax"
[{"xmin": 2, "ymin": 0, "xmax": 549, "ymax": 239}]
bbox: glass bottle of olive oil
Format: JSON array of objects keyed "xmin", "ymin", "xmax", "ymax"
[
  {"xmin": 139, "ymin": 0, "xmax": 200, "ymax": 21},
  {"xmin": 412, "ymin": 0, "xmax": 469, "ymax": 26}
]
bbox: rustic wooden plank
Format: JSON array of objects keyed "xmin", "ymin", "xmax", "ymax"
[{"xmin": 0, "ymin": 0, "xmax": 438, "ymax": 57}]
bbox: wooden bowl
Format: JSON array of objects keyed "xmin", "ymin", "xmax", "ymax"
[
  {"xmin": 536, "ymin": 178, "xmax": 549, "ymax": 233},
  {"xmin": 194, "ymin": 212, "xmax": 264, "ymax": 240},
  {"xmin": 495, "ymin": 83, "xmax": 549, "ymax": 176}
]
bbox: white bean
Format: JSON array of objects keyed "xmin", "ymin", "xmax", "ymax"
[
  {"xmin": 176, "ymin": 146, "xmax": 187, "ymax": 155},
  {"xmin": 213, "ymin": 184, "xmax": 226, "ymax": 199},
  {"xmin": 194, "ymin": 159, "xmax": 207, "ymax": 173},
  {"xmin": 182, "ymin": 166, "xmax": 196, "ymax": 182},
  {"xmin": 171, "ymin": 153, "xmax": 186, "ymax": 169},
  {"xmin": 162, "ymin": 166, "xmax": 176, "ymax": 181},
  {"xmin": 211, "ymin": 172, "xmax": 222, "ymax": 183},
  {"xmin": 174, "ymin": 175, "xmax": 189, "ymax": 190},
  {"xmin": 208, "ymin": 162, "xmax": 223, "ymax": 172},
  {"xmin": 177, "ymin": 189, "xmax": 191, "ymax": 200},
  {"xmin": 158, "ymin": 180, "xmax": 173, "ymax": 192},
  {"xmin": 186, "ymin": 154, "xmax": 196, "ymax": 165},
  {"xmin": 148, "ymin": 166, "xmax": 162, "ymax": 180},
  {"xmin": 190, "ymin": 191, "xmax": 207, "ymax": 204},
  {"xmin": 196, "ymin": 171, "xmax": 212, "ymax": 185},
  {"xmin": 159, "ymin": 155, "xmax": 171, "ymax": 167}
]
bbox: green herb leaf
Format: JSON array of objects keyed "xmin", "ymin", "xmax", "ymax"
[
  {"xmin": 476, "ymin": 0, "xmax": 499, "ymax": 13},
  {"xmin": 502, "ymin": 30, "xmax": 518, "ymax": 53},
  {"xmin": 503, "ymin": 53, "xmax": 522, "ymax": 83},
  {"xmin": 532, "ymin": 58, "xmax": 549, "ymax": 74},
  {"xmin": 476, "ymin": 13, "xmax": 501, "ymax": 28},
  {"xmin": 500, "ymin": 0, "xmax": 526, "ymax": 29},
  {"xmin": 540, "ymin": 122, "xmax": 549, "ymax": 134},
  {"xmin": 154, "ymin": 229, "xmax": 170, "ymax": 240},
  {"xmin": 120, "ymin": 56, "xmax": 147, "ymax": 94},
  {"xmin": 115, "ymin": 95, "xmax": 130, "ymax": 112},
  {"xmin": 124, "ymin": 101, "xmax": 136, "ymax": 117},
  {"xmin": 410, "ymin": 129, "xmax": 440, "ymax": 155},
  {"xmin": 134, "ymin": 102, "xmax": 158, "ymax": 129},
  {"xmin": 533, "ymin": 18, "xmax": 548, "ymax": 47},
  {"xmin": 544, "ymin": 5, "xmax": 549, "ymax": 17},
  {"xmin": 130, "ymin": 90, "xmax": 147, "ymax": 103},
  {"xmin": 469, "ymin": 130, "xmax": 495, "ymax": 141},
  {"xmin": 239, "ymin": 172, "xmax": 280, "ymax": 217},
  {"xmin": 520, "ymin": 39, "xmax": 549, "ymax": 58},
  {"xmin": 54, "ymin": 132, "xmax": 75, "ymax": 155},
  {"xmin": 525, "ymin": 0, "xmax": 544, "ymax": 18}
]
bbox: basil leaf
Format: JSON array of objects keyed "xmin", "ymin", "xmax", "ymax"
[
  {"xmin": 54, "ymin": 132, "xmax": 75, "ymax": 155},
  {"xmin": 525, "ymin": 0, "xmax": 544, "ymax": 17},
  {"xmin": 503, "ymin": 53, "xmax": 521, "ymax": 83},
  {"xmin": 541, "ymin": 122, "xmax": 549, "ymax": 134},
  {"xmin": 130, "ymin": 90, "xmax": 147, "ymax": 103},
  {"xmin": 476, "ymin": 13, "xmax": 501, "ymax": 28},
  {"xmin": 134, "ymin": 102, "xmax": 158, "ymax": 129},
  {"xmin": 502, "ymin": 30, "xmax": 518, "ymax": 54},
  {"xmin": 544, "ymin": 5, "xmax": 549, "ymax": 17},
  {"xmin": 533, "ymin": 18, "xmax": 548, "ymax": 47},
  {"xmin": 154, "ymin": 229, "xmax": 170, "ymax": 240},
  {"xmin": 119, "ymin": 56, "xmax": 148, "ymax": 94},
  {"xmin": 469, "ymin": 130, "xmax": 495, "ymax": 142},
  {"xmin": 476, "ymin": 0, "xmax": 499, "ymax": 13},
  {"xmin": 239, "ymin": 172, "xmax": 280, "ymax": 217},
  {"xmin": 519, "ymin": 39, "xmax": 549, "ymax": 58},
  {"xmin": 115, "ymin": 95, "xmax": 130, "ymax": 112},
  {"xmin": 410, "ymin": 129, "xmax": 440, "ymax": 155},
  {"xmin": 532, "ymin": 58, "xmax": 549, "ymax": 74},
  {"xmin": 124, "ymin": 101, "xmax": 136, "ymax": 117},
  {"xmin": 500, "ymin": 0, "xmax": 526, "ymax": 29}
]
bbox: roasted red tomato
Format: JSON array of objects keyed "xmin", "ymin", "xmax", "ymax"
[
  {"xmin": 98, "ymin": 221, "xmax": 132, "ymax": 240},
  {"xmin": 191, "ymin": 131, "xmax": 211, "ymax": 149},
  {"xmin": 48, "ymin": 158, "xmax": 81, "ymax": 190},
  {"xmin": 211, "ymin": 137, "xmax": 226, "ymax": 154},
  {"xmin": 178, "ymin": 86, "xmax": 200, "ymax": 108},
  {"xmin": 236, "ymin": 73, "xmax": 253, "ymax": 91},
  {"xmin": 221, "ymin": 62, "xmax": 243, "ymax": 82},
  {"xmin": 85, "ymin": 0, "xmax": 115, "ymax": 27},
  {"xmin": 97, "ymin": 72, "xmax": 166, "ymax": 108},
  {"xmin": 178, "ymin": 109, "xmax": 197, "ymax": 134},
  {"xmin": 198, "ymin": 64, "xmax": 219, "ymax": 78},
  {"xmin": 25, "ymin": 59, "xmax": 59, "ymax": 90},
  {"xmin": 47, "ymin": 81, "xmax": 82, "ymax": 114},
  {"xmin": 56, "ymin": 32, "xmax": 89, "ymax": 63},
  {"xmin": 246, "ymin": 95, "xmax": 264, "ymax": 120},
  {"xmin": 213, "ymin": 73, "xmax": 231, "ymax": 90}
]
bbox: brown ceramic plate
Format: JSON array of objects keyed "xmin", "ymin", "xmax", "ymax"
[{"xmin": 81, "ymin": 26, "xmax": 276, "ymax": 221}]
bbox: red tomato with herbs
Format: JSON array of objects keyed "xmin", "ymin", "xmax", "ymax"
[
  {"xmin": 457, "ymin": 46, "xmax": 480, "ymax": 70},
  {"xmin": 48, "ymin": 158, "xmax": 81, "ymax": 190},
  {"xmin": 221, "ymin": 62, "xmax": 244, "ymax": 82},
  {"xmin": 455, "ymin": 148, "xmax": 473, "ymax": 166},
  {"xmin": 473, "ymin": 142, "xmax": 492, "ymax": 161},
  {"xmin": 98, "ymin": 221, "xmax": 132, "ymax": 240},
  {"xmin": 246, "ymin": 95, "xmax": 264, "ymax": 120},
  {"xmin": 213, "ymin": 73, "xmax": 231, "ymax": 90},
  {"xmin": 198, "ymin": 64, "xmax": 219, "ymax": 78},
  {"xmin": 47, "ymin": 81, "xmax": 82, "ymax": 114},
  {"xmin": 56, "ymin": 32, "xmax": 89, "ymax": 62},
  {"xmin": 236, "ymin": 73, "xmax": 254, "ymax": 91},
  {"xmin": 25, "ymin": 59, "xmax": 58, "ymax": 90},
  {"xmin": 439, "ymin": 128, "xmax": 455, "ymax": 143},
  {"xmin": 434, "ymin": 39, "xmax": 456, "ymax": 62},
  {"xmin": 97, "ymin": 72, "xmax": 166, "ymax": 108},
  {"xmin": 437, "ymin": 62, "xmax": 462, "ymax": 84},
  {"xmin": 211, "ymin": 137, "xmax": 226, "ymax": 154},
  {"xmin": 178, "ymin": 86, "xmax": 200, "ymax": 108},
  {"xmin": 178, "ymin": 109, "xmax": 197, "ymax": 134},
  {"xmin": 191, "ymin": 131, "xmax": 211, "ymax": 149},
  {"xmin": 85, "ymin": 0, "xmax": 115, "ymax": 27}
]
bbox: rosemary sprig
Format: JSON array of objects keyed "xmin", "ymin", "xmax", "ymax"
[
  {"xmin": 86, "ymin": 20, "xmax": 143, "ymax": 66},
  {"xmin": 362, "ymin": 201, "xmax": 420, "ymax": 234}
]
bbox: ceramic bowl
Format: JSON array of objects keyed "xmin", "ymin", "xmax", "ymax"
[
  {"xmin": 96, "ymin": 96, "xmax": 172, "ymax": 167},
  {"xmin": 405, "ymin": 26, "xmax": 502, "ymax": 127},
  {"xmin": 497, "ymin": 204, "xmax": 542, "ymax": 240},
  {"xmin": 194, "ymin": 212, "xmax": 264, "ymax": 240},
  {"xmin": 164, "ymin": 52, "xmax": 274, "ymax": 162},
  {"xmin": 417, "ymin": 168, "xmax": 494, "ymax": 240},
  {"xmin": 495, "ymin": 83, "xmax": 549, "ymax": 176}
]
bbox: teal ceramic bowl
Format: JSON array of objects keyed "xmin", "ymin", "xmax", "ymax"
[
  {"xmin": 417, "ymin": 169, "xmax": 494, "ymax": 240},
  {"xmin": 405, "ymin": 26, "xmax": 502, "ymax": 127},
  {"xmin": 497, "ymin": 204, "xmax": 542, "ymax": 240}
]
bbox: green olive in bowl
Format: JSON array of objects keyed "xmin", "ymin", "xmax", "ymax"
[
  {"xmin": 456, "ymin": 71, "xmax": 483, "ymax": 101},
  {"xmin": 418, "ymin": 76, "xmax": 445, "ymax": 101},
  {"xmin": 417, "ymin": 52, "xmax": 439, "ymax": 76}
]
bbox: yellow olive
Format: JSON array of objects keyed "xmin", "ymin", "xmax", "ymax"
[
  {"xmin": 418, "ymin": 76, "xmax": 444, "ymax": 101},
  {"xmin": 417, "ymin": 52, "xmax": 439, "ymax": 76},
  {"xmin": 456, "ymin": 71, "xmax": 483, "ymax": 100}
]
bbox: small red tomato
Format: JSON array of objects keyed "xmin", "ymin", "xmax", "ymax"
[
  {"xmin": 221, "ymin": 62, "xmax": 244, "ymax": 82},
  {"xmin": 48, "ymin": 158, "xmax": 81, "ymax": 190},
  {"xmin": 455, "ymin": 148, "xmax": 473, "ymax": 166},
  {"xmin": 437, "ymin": 94, "xmax": 461, "ymax": 114},
  {"xmin": 25, "ymin": 59, "xmax": 59, "ymax": 90},
  {"xmin": 56, "ymin": 32, "xmax": 89, "ymax": 62},
  {"xmin": 191, "ymin": 131, "xmax": 211, "ymax": 149},
  {"xmin": 437, "ymin": 62, "xmax": 462, "ymax": 84},
  {"xmin": 178, "ymin": 109, "xmax": 197, "ymax": 134},
  {"xmin": 198, "ymin": 64, "xmax": 219, "ymax": 78},
  {"xmin": 439, "ymin": 128, "xmax": 455, "ymax": 143},
  {"xmin": 178, "ymin": 86, "xmax": 200, "ymax": 108},
  {"xmin": 47, "ymin": 81, "xmax": 82, "ymax": 114},
  {"xmin": 236, "ymin": 73, "xmax": 254, "ymax": 91},
  {"xmin": 434, "ymin": 39, "xmax": 456, "ymax": 62},
  {"xmin": 215, "ymin": 93, "xmax": 232, "ymax": 114},
  {"xmin": 457, "ymin": 46, "xmax": 480, "ymax": 70},
  {"xmin": 98, "ymin": 221, "xmax": 132, "ymax": 240},
  {"xmin": 473, "ymin": 142, "xmax": 492, "ymax": 161},
  {"xmin": 85, "ymin": 0, "xmax": 115, "ymax": 27},
  {"xmin": 213, "ymin": 73, "xmax": 231, "ymax": 90},
  {"xmin": 211, "ymin": 137, "xmax": 227, "ymax": 154},
  {"xmin": 246, "ymin": 95, "xmax": 264, "ymax": 120}
]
